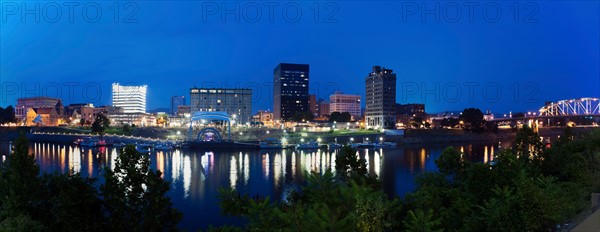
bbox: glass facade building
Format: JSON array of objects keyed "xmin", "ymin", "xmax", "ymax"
[
  {"xmin": 189, "ymin": 88, "xmax": 252, "ymax": 124},
  {"xmin": 171, "ymin": 96, "xmax": 186, "ymax": 115}
]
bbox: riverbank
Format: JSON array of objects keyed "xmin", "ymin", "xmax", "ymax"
[{"xmin": 0, "ymin": 126, "xmax": 595, "ymax": 146}]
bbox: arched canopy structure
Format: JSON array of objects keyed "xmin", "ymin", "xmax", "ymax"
[
  {"xmin": 190, "ymin": 111, "xmax": 231, "ymax": 122},
  {"xmin": 189, "ymin": 111, "xmax": 231, "ymax": 140}
]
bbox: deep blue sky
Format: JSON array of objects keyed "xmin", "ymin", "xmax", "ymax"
[{"xmin": 1, "ymin": 1, "xmax": 599, "ymax": 114}]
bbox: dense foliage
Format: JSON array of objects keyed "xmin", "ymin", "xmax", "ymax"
[
  {"xmin": 459, "ymin": 108, "xmax": 485, "ymax": 132},
  {"xmin": 329, "ymin": 112, "xmax": 352, "ymax": 122},
  {"xmin": 215, "ymin": 126, "xmax": 600, "ymax": 231},
  {"xmin": 2, "ymin": 126, "xmax": 598, "ymax": 231},
  {"xmin": 0, "ymin": 135, "xmax": 181, "ymax": 231},
  {"xmin": 291, "ymin": 111, "xmax": 315, "ymax": 122},
  {"xmin": 91, "ymin": 114, "xmax": 111, "ymax": 135},
  {"xmin": 0, "ymin": 106, "xmax": 16, "ymax": 124}
]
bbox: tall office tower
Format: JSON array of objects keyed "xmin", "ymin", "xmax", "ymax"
[
  {"xmin": 112, "ymin": 83, "xmax": 147, "ymax": 114},
  {"xmin": 365, "ymin": 66, "xmax": 397, "ymax": 129},
  {"xmin": 273, "ymin": 63, "xmax": 309, "ymax": 121},
  {"xmin": 171, "ymin": 96, "xmax": 185, "ymax": 115},
  {"xmin": 189, "ymin": 88, "xmax": 252, "ymax": 124}
]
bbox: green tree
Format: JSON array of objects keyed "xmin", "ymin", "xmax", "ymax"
[
  {"xmin": 340, "ymin": 112, "xmax": 352, "ymax": 122},
  {"xmin": 101, "ymin": 145, "xmax": 181, "ymax": 231},
  {"xmin": 0, "ymin": 106, "xmax": 16, "ymax": 124},
  {"xmin": 335, "ymin": 146, "xmax": 368, "ymax": 182},
  {"xmin": 39, "ymin": 173, "xmax": 104, "ymax": 232},
  {"xmin": 402, "ymin": 209, "xmax": 444, "ymax": 232},
  {"xmin": 513, "ymin": 125, "xmax": 545, "ymax": 164},
  {"xmin": 435, "ymin": 147, "xmax": 468, "ymax": 179},
  {"xmin": 291, "ymin": 111, "xmax": 314, "ymax": 122},
  {"xmin": 459, "ymin": 108, "xmax": 484, "ymax": 132},
  {"xmin": 122, "ymin": 124, "xmax": 132, "ymax": 136},
  {"xmin": 330, "ymin": 112, "xmax": 351, "ymax": 122},
  {"xmin": 330, "ymin": 112, "xmax": 341, "ymax": 122},
  {"xmin": 0, "ymin": 134, "xmax": 41, "ymax": 222},
  {"xmin": 217, "ymin": 145, "xmax": 399, "ymax": 232},
  {"xmin": 91, "ymin": 114, "xmax": 110, "ymax": 135}
]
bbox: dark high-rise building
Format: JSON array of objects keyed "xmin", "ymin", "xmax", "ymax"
[
  {"xmin": 365, "ymin": 66, "xmax": 397, "ymax": 129},
  {"xmin": 171, "ymin": 96, "xmax": 185, "ymax": 115},
  {"xmin": 273, "ymin": 63, "xmax": 309, "ymax": 121}
]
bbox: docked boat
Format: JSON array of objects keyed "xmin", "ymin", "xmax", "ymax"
[
  {"xmin": 296, "ymin": 141, "xmax": 320, "ymax": 149},
  {"xmin": 136, "ymin": 142, "xmax": 154, "ymax": 149},
  {"xmin": 155, "ymin": 143, "xmax": 175, "ymax": 151},
  {"xmin": 328, "ymin": 143, "xmax": 343, "ymax": 149},
  {"xmin": 136, "ymin": 147, "xmax": 152, "ymax": 153},
  {"xmin": 78, "ymin": 137, "xmax": 104, "ymax": 147},
  {"xmin": 180, "ymin": 140, "xmax": 259, "ymax": 150},
  {"xmin": 113, "ymin": 142, "xmax": 127, "ymax": 147},
  {"xmin": 260, "ymin": 138, "xmax": 283, "ymax": 149},
  {"xmin": 380, "ymin": 141, "xmax": 397, "ymax": 147}
]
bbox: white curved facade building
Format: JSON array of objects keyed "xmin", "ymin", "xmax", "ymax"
[{"xmin": 112, "ymin": 83, "xmax": 147, "ymax": 113}]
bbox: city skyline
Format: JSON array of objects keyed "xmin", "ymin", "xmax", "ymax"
[{"xmin": 1, "ymin": 1, "xmax": 598, "ymax": 114}]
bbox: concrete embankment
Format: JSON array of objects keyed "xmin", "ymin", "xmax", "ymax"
[
  {"xmin": 1, "ymin": 126, "xmax": 596, "ymax": 146},
  {"xmin": 396, "ymin": 127, "xmax": 595, "ymax": 144}
]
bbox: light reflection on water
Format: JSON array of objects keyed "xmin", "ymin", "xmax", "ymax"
[{"xmin": 0, "ymin": 140, "xmax": 509, "ymax": 230}]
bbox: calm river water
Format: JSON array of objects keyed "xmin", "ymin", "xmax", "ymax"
[{"xmin": 0, "ymin": 140, "xmax": 512, "ymax": 230}]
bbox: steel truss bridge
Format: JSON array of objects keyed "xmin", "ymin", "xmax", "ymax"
[
  {"xmin": 492, "ymin": 98, "xmax": 600, "ymax": 127},
  {"xmin": 538, "ymin": 98, "xmax": 600, "ymax": 116}
]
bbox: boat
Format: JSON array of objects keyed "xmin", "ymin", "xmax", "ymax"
[
  {"xmin": 382, "ymin": 141, "xmax": 397, "ymax": 147},
  {"xmin": 260, "ymin": 138, "xmax": 283, "ymax": 149},
  {"xmin": 136, "ymin": 142, "xmax": 154, "ymax": 149},
  {"xmin": 113, "ymin": 142, "xmax": 127, "ymax": 147},
  {"xmin": 180, "ymin": 140, "xmax": 260, "ymax": 150},
  {"xmin": 136, "ymin": 147, "xmax": 152, "ymax": 153},
  {"xmin": 350, "ymin": 142, "xmax": 375, "ymax": 148},
  {"xmin": 155, "ymin": 143, "xmax": 175, "ymax": 151},
  {"xmin": 78, "ymin": 137, "xmax": 103, "ymax": 147},
  {"xmin": 328, "ymin": 143, "xmax": 343, "ymax": 149},
  {"xmin": 357, "ymin": 142, "xmax": 375, "ymax": 148},
  {"xmin": 296, "ymin": 141, "xmax": 320, "ymax": 149}
]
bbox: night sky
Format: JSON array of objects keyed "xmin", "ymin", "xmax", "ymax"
[{"xmin": 1, "ymin": 1, "xmax": 598, "ymax": 114}]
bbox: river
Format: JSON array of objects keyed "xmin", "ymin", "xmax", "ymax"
[{"xmin": 0, "ymin": 140, "xmax": 513, "ymax": 230}]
